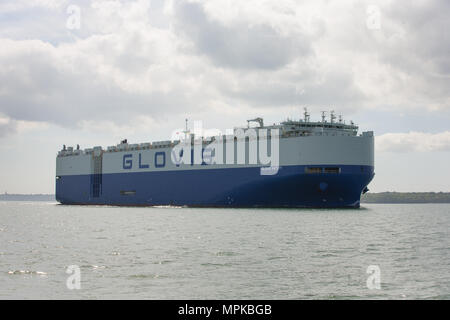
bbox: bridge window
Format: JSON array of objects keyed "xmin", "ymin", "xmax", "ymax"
[
  {"xmin": 305, "ymin": 167, "xmax": 322, "ymax": 174},
  {"xmin": 324, "ymin": 167, "xmax": 340, "ymax": 173},
  {"xmin": 120, "ymin": 190, "xmax": 136, "ymax": 196}
]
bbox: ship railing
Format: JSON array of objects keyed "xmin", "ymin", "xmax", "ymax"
[
  {"xmin": 128, "ymin": 144, "xmax": 139, "ymax": 151},
  {"xmin": 57, "ymin": 128, "xmax": 361, "ymax": 158}
]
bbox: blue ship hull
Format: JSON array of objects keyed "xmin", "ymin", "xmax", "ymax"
[{"xmin": 56, "ymin": 165, "xmax": 374, "ymax": 208}]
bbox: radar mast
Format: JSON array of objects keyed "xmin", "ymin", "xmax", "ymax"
[{"xmin": 303, "ymin": 107, "xmax": 310, "ymax": 122}]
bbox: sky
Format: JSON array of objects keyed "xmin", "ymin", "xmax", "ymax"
[{"xmin": 0, "ymin": 0, "xmax": 449, "ymax": 194}]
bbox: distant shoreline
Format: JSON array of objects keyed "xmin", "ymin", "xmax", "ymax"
[
  {"xmin": 361, "ymin": 192, "xmax": 450, "ymax": 204},
  {"xmin": 0, "ymin": 194, "xmax": 55, "ymax": 201},
  {"xmin": 1, "ymin": 192, "xmax": 449, "ymax": 204}
]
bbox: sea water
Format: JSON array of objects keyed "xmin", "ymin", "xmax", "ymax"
[{"xmin": 0, "ymin": 202, "xmax": 449, "ymax": 299}]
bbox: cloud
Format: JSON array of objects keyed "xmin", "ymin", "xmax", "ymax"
[
  {"xmin": 0, "ymin": 31, "xmax": 212, "ymax": 127},
  {"xmin": 367, "ymin": 0, "xmax": 450, "ymax": 111},
  {"xmin": 0, "ymin": 0, "xmax": 449, "ymax": 137},
  {"xmin": 0, "ymin": 0, "xmax": 66, "ymax": 12},
  {"xmin": 0, "ymin": 115, "xmax": 18, "ymax": 137},
  {"xmin": 171, "ymin": 0, "xmax": 312, "ymax": 70},
  {"xmin": 376, "ymin": 131, "xmax": 450, "ymax": 152}
]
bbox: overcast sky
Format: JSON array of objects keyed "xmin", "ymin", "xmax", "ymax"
[{"xmin": 0, "ymin": 0, "xmax": 449, "ymax": 193}]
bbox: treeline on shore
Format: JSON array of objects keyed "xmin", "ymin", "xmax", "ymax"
[
  {"xmin": 0, "ymin": 194, "xmax": 55, "ymax": 201},
  {"xmin": 361, "ymin": 192, "xmax": 450, "ymax": 203}
]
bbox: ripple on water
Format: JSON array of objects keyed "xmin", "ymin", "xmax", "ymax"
[
  {"xmin": 152, "ymin": 260, "xmax": 173, "ymax": 265},
  {"xmin": 267, "ymin": 256, "xmax": 289, "ymax": 261},
  {"xmin": 215, "ymin": 251, "xmax": 239, "ymax": 257},
  {"xmin": 79, "ymin": 265, "xmax": 107, "ymax": 270},
  {"xmin": 314, "ymin": 253, "xmax": 339, "ymax": 258},
  {"xmin": 91, "ymin": 265, "xmax": 106, "ymax": 270},
  {"xmin": 201, "ymin": 262, "xmax": 234, "ymax": 267},
  {"xmin": 8, "ymin": 270, "xmax": 47, "ymax": 276},
  {"xmin": 128, "ymin": 273, "xmax": 164, "ymax": 279}
]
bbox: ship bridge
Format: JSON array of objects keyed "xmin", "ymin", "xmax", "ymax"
[{"xmin": 238, "ymin": 109, "xmax": 359, "ymax": 138}]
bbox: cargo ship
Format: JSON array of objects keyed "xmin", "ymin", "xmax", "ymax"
[{"xmin": 56, "ymin": 110, "xmax": 374, "ymax": 207}]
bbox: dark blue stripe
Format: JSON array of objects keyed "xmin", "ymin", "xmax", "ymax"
[{"xmin": 56, "ymin": 165, "xmax": 374, "ymax": 208}]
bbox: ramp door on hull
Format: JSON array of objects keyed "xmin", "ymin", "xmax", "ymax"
[{"xmin": 91, "ymin": 151, "xmax": 103, "ymax": 198}]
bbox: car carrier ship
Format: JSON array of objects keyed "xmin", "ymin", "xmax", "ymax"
[{"xmin": 56, "ymin": 110, "xmax": 374, "ymax": 208}]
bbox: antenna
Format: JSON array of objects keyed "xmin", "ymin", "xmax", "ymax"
[
  {"xmin": 303, "ymin": 107, "xmax": 310, "ymax": 122},
  {"xmin": 338, "ymin": 114, "xmax": 343, "ymax": 123},
  {"xmin": 183, "ymin": 118, "xmax": 190, "ymax": 141},
  {"xmin": 321, "ymin": 111, "xmax": 327, "ymax": 123},
  {"xmin": 330, "ymin": 110, "xmax": 336, "ymax": 123}
]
